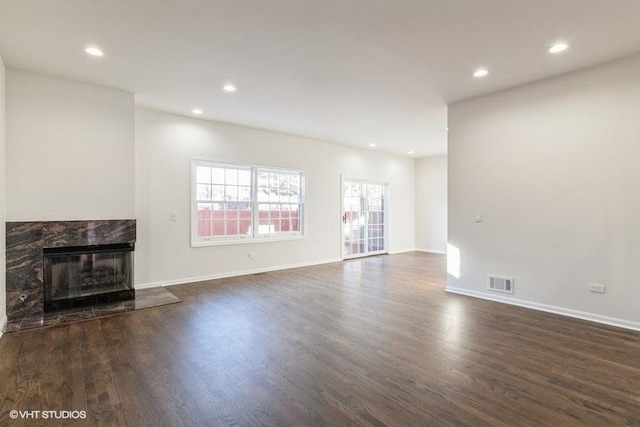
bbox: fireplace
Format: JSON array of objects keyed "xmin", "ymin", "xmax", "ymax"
[
  {"xmin": 6, "ymin": 219, "xmax": 137, "ymax": 321},
  {"xmin": 43, "ymin": 243, "xmax": 135, "ymax": 312}
]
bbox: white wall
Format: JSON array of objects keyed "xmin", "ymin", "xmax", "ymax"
[
  {"xmin": 0, "ymin": 56, "xmax": 6, "ymax": 333},
  {"xmin": 415, "ymin": 155, "xmax": 447, "ymax": 254},
  {"xmin": 135, "ymin": 108, "xmax": 415, "ymax": 287},
  {"xmin": 448, "ymin": 54, "xmax": 640, "ymax": 329},
  {"xmin": 6, "ymin": 70, "xmax": 135, "ymax": 221}
]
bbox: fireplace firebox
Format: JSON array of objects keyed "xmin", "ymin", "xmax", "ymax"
[{"xmin": 43, "ymin": 243, "xmax": 135, "ymax": 312}]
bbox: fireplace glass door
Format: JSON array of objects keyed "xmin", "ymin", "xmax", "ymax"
[{"xmin": 43, "ymin": 243, "xmax": 134, "ymax": 312}]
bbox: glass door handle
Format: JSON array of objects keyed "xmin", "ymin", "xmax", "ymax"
[{"xmin": 342, "ymin": 213, "xmax": 347, "ymax": 223}]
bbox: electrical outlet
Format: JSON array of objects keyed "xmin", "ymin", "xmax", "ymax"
[
  {"xmin": 170, "ymin": 212, "xmax": 177, "ymax": 222},
  {"xmin": 589, "ymin": 283, "xmax": 605, "ymax": 293},
  {"xmin": 248, "ymin": 252, "xmax": 256, "ymax": 258}
]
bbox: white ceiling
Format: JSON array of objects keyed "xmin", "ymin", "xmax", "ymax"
[{"xmin": 1, "ymin": 1, "xmax": 640, "ymax": 158}]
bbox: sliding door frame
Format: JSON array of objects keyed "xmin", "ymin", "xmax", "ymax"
[{"xmin": 340, "ymin": 175, "xmax": 389, "ymax": 260}]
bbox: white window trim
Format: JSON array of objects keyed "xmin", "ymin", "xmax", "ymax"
[{"xmin": 191, "ymin": 159, "xmax": 306, "ymax": 247}]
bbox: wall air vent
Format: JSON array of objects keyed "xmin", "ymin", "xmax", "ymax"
[{"xmin": 488, "ymin": 275, "xmax": 514, "ymax": 294}]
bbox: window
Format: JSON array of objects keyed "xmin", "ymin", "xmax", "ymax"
[
  {"xmin": 194, "ymin": 163, "xmax": 253, "ymax": 242},
  {"xmin": 256, "ymin": 169, "xmax": 302, "ymax": 237},
  {"xmin": 192, "ymin": 160, "xmax": 305, "ymax": 246}
]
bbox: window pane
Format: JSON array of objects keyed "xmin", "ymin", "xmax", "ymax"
[
  {"xmin": 290, "ymin": 174, "xmax": 300, "ymax": 188},
  {"xmin": 212, "ymin": 185, "xmax": 224, "ymax": 200},
  {"xmin": 269, "ymin": 173, "xmax": 278, "ymax": 188},
  {"xmin": 257, "ymin": 171, "xmax": 268, "ymax": 187},
  {"xmin": 196, "ymin": 165, "xmax": 253, "ymax": 238},
  {"xmin": 238, "ymin": 169, "xmax": 251, "ymax": 186},
  {"xmin": 196, "ymin": 166, "xmax": 211, "ymax": 184},
  {"xmin": 258, "ymin": 207, "xmax": 273, "ymax": 234},
  {"xmin": 279, "ymin": 174, "xmax": 289, "ymax": 189},
  {"xmin": 280, "ymin": 210, "xmax": 290, "ymax": 232},
  {"xmin": 344, "ymin": 183, "xmax": 351, "ymax": 197},
  {"xmin": 238, "ymin": 186, "xmax": 251, "ymax": 201},
  {"xmin": 225, "ymin": 185, "xmax": 238, "ymax": 201},
  {"xmin": 239, "ymin": 218, "xmax": 251, "ymax": 234},
  {"xmin": 198, "ymin": 220, "xmax": 211, "ymax": 237},
  {"xmin": 289, "ymin": 185, "xmax": 300, "ymax": 198},
  {"xmin": 351, "ymin": 182, "xmax": 361, "ymax": 197},
  {"xmin": 256, "ymin": 170, "xmax": 303, "ymax": 213},
  {"xmin": 226, "ymin": 168, "xmax": 238, "ymax": 185},
  {"xmin": 197, "ymin": 203, "xmax": 213, "ymax": 238},
  {"xmin": 197, "ymin": 184, "xmax": 211, "ymax": 200},
  {"xmin": 211, "ymin": 167, "xmax": 225, "ymax": 184},
  {"xmin": 292, "ymin": 206, "xmax": 301, "ymax": 232},
  {"xmin": 257, "ymin": 171, "xmax": 302, "ymax": 234},
  {"xmin": 254, "ymin": 203, "xmax": 302, "ymax": 235},
  {"xmin": 212, "ymin": 220, "xmax": 224, "ymax": 236}
]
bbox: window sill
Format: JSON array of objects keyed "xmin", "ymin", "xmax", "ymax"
[{"xmin": 191, "ymin": 234, "xmax": 306, "ymax": 248}]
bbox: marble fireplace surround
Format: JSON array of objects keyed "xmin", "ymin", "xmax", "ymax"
[{"xmin": 6, "ymin": 220, "xmax": 136, "ymax": 322}]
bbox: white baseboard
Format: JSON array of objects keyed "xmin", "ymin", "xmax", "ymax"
[
  {"xmin": 389, "ymin": 248, "xmax": 447, "ymax": 255},
  {"xmin": 135, "ymin": 257, "xmax": 342, "ymax": 289},
  {"xmin": 0, "ymin": 315, "xmax": 7, "ymax": 338},
  {"xmin": 388, "ymin": 248, "xmax": 418, "ymax": 255},
  {"xmin": 415, "ymin": 248, "xmax": 447, "ymax": 255},
  {"xmin": 134, "ymin": 282, "xmax": 164, "ymax": 290},
  {"xmin": 446, "ymin": 286, "xmax": 640, "ymax": 332}
]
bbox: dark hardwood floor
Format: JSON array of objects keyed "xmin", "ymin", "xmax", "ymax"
[{"xmin": 1, "ymin": 252, "xmax": 639, "ymax": 426}]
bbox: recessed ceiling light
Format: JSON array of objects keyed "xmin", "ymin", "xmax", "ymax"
[
  {"xmin": 84, "ymin": 46, "xmax": 103, "ymax": 57},
  {"xmin": 407, "ymin": 150, "xmax": 414, "ymax": 155},
  {"xmin": 222, "ymin": 84, "xmax": 237, "ymax": 92},
  {"xmin": 549, "ymin": 43, "xmax": 569, "ymax": 54},
  {"xmin": 369, "ymin": 143, "xmax": 376, "ymax": 147},
  {"xmin": 192, "ymin": 109, "xmax": 203, "ymax": 115},
  {"xmin": 473, "ymin": 68, "xmax": 488, "ymax": 78}
]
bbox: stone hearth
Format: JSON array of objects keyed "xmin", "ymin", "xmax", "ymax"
[{"xmin": 3, "ymin": 287, "xmax": 181, "ymax": 333}]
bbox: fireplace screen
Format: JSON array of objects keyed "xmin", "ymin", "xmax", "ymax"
[{"xmin": 43, "ymin": 243, "xmax": 134, "ymax": 312}]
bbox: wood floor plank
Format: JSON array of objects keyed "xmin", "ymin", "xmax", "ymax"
[{"xmin": 1, "ymin": 252, "xmax": 640, "ymax": 426}]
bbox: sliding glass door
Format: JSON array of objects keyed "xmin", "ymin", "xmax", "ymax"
[{"xmin": 342, "ymin": 179, "xmax": 388, "ymax": 259}]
